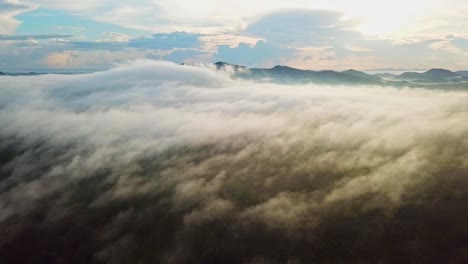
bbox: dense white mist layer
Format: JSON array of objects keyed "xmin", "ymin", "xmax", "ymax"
[{"xmin": 1, "ymin": 60, "xmax": 468, "ymax": 263}]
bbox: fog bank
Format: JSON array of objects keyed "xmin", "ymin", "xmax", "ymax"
[{"xmin": 1, "ymin": 61, "xmax": 468, "ymax": 263}]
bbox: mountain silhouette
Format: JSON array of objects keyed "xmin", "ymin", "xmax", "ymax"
[
  {"xmin": 212, "ymin": 62, "xmax": 468, "ymax": 89},
  {"xmin": 396, "ymin": 68, "xmax": 465, "ymax": 81},
  {"xmin": 456, "ymin": 71, "xmax": 468, "ymax": 78},
  {"xmin": 373, "ymin": 73, "xmax": 397, "ymax": 78},
  {"xmin": 214, "ymin": 62, "xmax": 385, "ymax": 85},
  {"xmin": 342, "ymin": 69, "xmax": 382, "ymax": 82}
]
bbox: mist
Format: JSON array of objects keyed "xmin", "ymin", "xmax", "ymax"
[{"xmin": 1, "ymin": 60, "xmax": 468, "ymax": 263}]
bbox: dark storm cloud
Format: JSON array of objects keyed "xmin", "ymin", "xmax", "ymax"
[{"xmin": 0, "ymin": 61, "xmax": 468, "ymax": 263}]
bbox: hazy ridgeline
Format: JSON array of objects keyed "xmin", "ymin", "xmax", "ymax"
[{"xmin": 1, "ymin": 61, "xmax": 468, "ymax": 263}]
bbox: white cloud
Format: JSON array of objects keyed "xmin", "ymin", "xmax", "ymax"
[
  {"xmin": 1, "ymin": 60, "xmax": 468, "ymax": 209},
  {"xmin": 1, "ymin": 61, "xmax": 468, "ymax": 261},
  {"xmin": 0, "ymin": 0, "xmax": 37, "ymax": 34},
  {"xmin": 0, "ymin": 1, "xmax": 465, "ymax": 70},
  {"xmin": 25, "ymin": 0, "xmax": 460, "ymax": 38},
  {"xmin": 97, "ymin": 32, "xmax": 131, "ymax": 43}
]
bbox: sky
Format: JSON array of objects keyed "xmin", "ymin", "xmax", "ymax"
[{"xmin": 1, "ymin": 0, "xmax": 468, "ymax": 71}]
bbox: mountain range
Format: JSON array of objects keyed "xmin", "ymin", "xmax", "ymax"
[
  {"xmin": 0, "ymin": 71, "xmax": 47, "ymax": 76},
  {"xmin": 2, "ymin": 63, "xmax": 468, "ymax": 89},
  {"xmin": 216, "ymin": 62, "xmax": 384, "ymax": 85},
  {"xmin": 395, "ymin": 68, "xmax": 468, "ymax": 82},
  {"xmin": 215, "ymin": 62, "xmax": 468, "ymax": 88},
  {"xmin": 455, "ymin": 71, "xmax": 468, "ymax": 78}
]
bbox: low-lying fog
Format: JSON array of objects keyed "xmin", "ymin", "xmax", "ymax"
[{"xmin": 1, "ymin": 61, "xmax": 467, "ymax": 263}]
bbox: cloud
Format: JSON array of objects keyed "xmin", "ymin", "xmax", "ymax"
[
  {"xmin": 98, "ymin": 32, "xmax": 131, "ymax": 43},
  {"xmin": 213, "ymin": 40, "xmax": 295, "ymax": 67},
  {"xmin": 43, "ymin": 51, "xmax": 78, "ymax": 68},
  {"xmin": 27, "ymin": 0, "xmax": 102, "ymax": 11},
  {"xmin": 162, "ymin": 49, "xmax": 210, "ymax": 64},
  {"xmin": 0, "ymin": 40, "xmax": 149, "ymax": 70},
  {"xmin": 3, "ymin": 5, "xmax": 468, "ymax": 70},
  {"xmin": 229, "ymin": 10, "xmax": 381, "ymax": 68},
  {"xmin": 0, "ymin": 34, "xmax": 73, "ymax": 41},
  {"xmin": 57, "ymin": 32, "xmax": 202, "ymax": 51},
  {"xmin": 0, "ymin": 0, "xmax": 37, "ymax": 34},
  {"xmin": 129, "ymin": 32, "xmax": 202, "ymax": 49},
  {"xmin": 0, "ymin": 32, "xmax": 204, "ymax": 70},
  {"xmin": 25, "ymin": 0, "xmax": 459, "ymax": 38},
  {"xmin": 94, "ymin": 4, "xmax": 172, "ymax": 32},
  {"xmin": 1, "ymin": 61, "xmax": 468, "ymax": 262},
  {"xmin": 9, "ymin": 0, "xmax": 468, "ymax": 57},
  {"xmin": 245, "ymin": 9, "xmax": 361, "ymax": 47},
  {"xmin": 228, "ymin": 9, "xmax": 468, "ymax": 69}
]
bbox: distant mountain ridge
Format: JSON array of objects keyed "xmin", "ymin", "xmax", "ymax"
[
  {"xmin": 0, "ymin": 71, "xmax": 45, "ymax": 76},
  {"xmin": 456, "ymin": 71, "xmax": 468, "ymax": 78},
  {"xmin": 342, "ymin": 69, "xmax": 382, "ymax": 82},
  {"xmin": 373, "ymin": 73, "xmax": 398, "ymax": 78},
  {"xmin": 396, "ymin": 68, "xmax": 467, "ymax": 82},
  {"xmin": 3, "ymin": 63, "xmax": 468, "ymax": 89},
  {"xmin": 214, "ymin": 62, "xmax": 468, "ymax": 88},
  {"xmin": 215, "ymin": 61, "xmax": 385, "ymax": 85}
]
